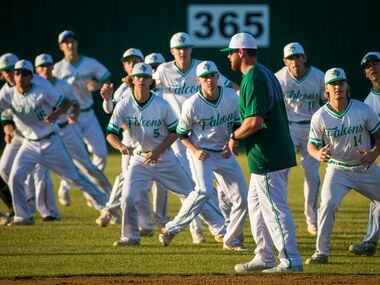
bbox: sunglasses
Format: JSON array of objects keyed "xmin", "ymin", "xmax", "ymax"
[
  {"xmin": 14, "ymin": 70, "xmax": 32, "ymax": 76},
  {"xmin": 228, "ymin": 49, "xmax": 239, "ymax": 55}
]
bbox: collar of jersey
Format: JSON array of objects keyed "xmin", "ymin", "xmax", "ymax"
[
  {"xmin": 286, "ymin": 66, "xmax": 311, "ymax": 84},
  {"xmin": 324, "ymin": 99, "xmax": 352, "ymax": 119},
  {"xmin": 173, "ymin": 59, "xmax": 195, "ymax": 77},
  {"xmin": 197, "ymin": 86, "xmax": 223, "ymax": 108},
  {"xmin": 131, "ymin": 91, "xmax": 155, "ymax": 110},
  {"xmin": 64, "ymin": 55, "xmax": 84, "ymax": 68},
  {"xmin": 371, "ymin": 88, "xmax": 380, "ymax": 96},
  {"xmin": 18, "ymin": 84, "xmax": 35, "ymax": 96}
]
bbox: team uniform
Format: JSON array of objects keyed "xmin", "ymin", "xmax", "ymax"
[
  {"xmin": 171, "ymin": 86, "xmax": 248, "ymax": 247},
  {"xmin": 308, "ymin": 99, "xmax": 380, "ymax": 257},
  {"xmin": 0, "ymin": 79, "xmax": 108, "ymax": 221},
  {"xmin": 108, "ymin": 92, "xmax": 224, "ymax": 242},
  {"xmin": 275, "ymin": 66, "xmax": 325, "ymax": 228}
]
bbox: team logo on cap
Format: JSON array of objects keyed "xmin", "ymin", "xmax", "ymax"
[
  {"xmin": 141, "ymin": 65, "xmax": 147, "ymax": 72},
  {"xmin": 152, "ymin": 55, "xmax": 157, "ymax": 61},
  {"xmin": 332, "ymin": 70, "xmax": 340, "ymax": 77},
  {"xmin": 179, "ymin": 36, "xmax": 187, "ymax": 43},
  {"xmin": 3, "ymin": 59, "xmax": 9, "ymax": 65},
  {"xmin": 289, "ymin": 46, "xmax": 296, "ymax": 52},
  {"xmin": 204, "ymin": 63, "xmax": 211, "ymax": 70}
]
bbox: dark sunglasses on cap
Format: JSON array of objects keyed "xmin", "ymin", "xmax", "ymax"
[
  {"xmin": 14, "ymin": 70, "xmax": 32, "ymax": 76},
  {"xmin": 228, "ymin": 49, "xmax": 239, "ymax": 55}
]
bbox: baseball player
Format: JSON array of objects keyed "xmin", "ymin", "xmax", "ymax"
[
  {"xmin": 305, "ymin": 68, "xmax": 380, "ymax": 264},
  {"xmin": 153, "ymin": 32, "xmax": 239, "ymax": 243},
  {"xmin": 53, "ymin": 30, "xmax": 111, "ymax": 206},
  {"xmin": 0, "ymin": 53, "xmax": 60, "ymax": 221},
  {"xmin": 348, "ymin": 52, "xmax": 380, "ymax": 256},
  {"xmin": 0, "ymin": 59, "xmax": 108, "ymax": 226},
  {"xmin": 35, "ymin": 53, "xmax": 113, "ymax": 203},
  {"xmin": 223, "ymin": 33, "xmax": 303, "ymax": 273},
  {"xmin": 159, "ymin": 61, "xmax": 248, "ymax": 251},
  {"xmin": 275, "ymin": 42, "xmax": 325, "ymax": 235},
  {"xmin": 107, "ymin": 63, "xmax": 224, "ymax": 246}
]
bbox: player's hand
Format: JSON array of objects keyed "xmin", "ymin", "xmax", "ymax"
[
  {"xmin": 44, "ymin": 112, "xmax": 59, "ymax": 124},
  {"xmin": 3, "ymin": 124, "xmax": 15, "ymax": 144},
  {"xmin": 228, "ymin": 139, "xmax": 239, "ymax": 156},
  {"xmin": 144, "ymin": 149, "xmax": 161, "ymax": 164},
  {"xmin": 118, "ymin": 144, "xmax": 133, "ymax": 155},
  {"xmin": 87, "ymin": 80, "xmax": 101, "ymax": 92},
  {"xmin": 100, "ymin": 83, "xmax": 114, "ymax": 101},
  {"xmin": 67, "ymin": 113, "xmax": 78, "ymax": 124},
  {"xmin": 221, "ymin": 144, "xmax": 232, "ymax": 159},
  {"xmin": 358, "ymin": 149, "xmax": 377, "ymax": 169},
  {"xmin": 193, "ymin": 149, "xmax": 209, "ymax": 161},
  {"xmin": 317, "ymin": 144, "xmax": 331, "ymax": 162}
]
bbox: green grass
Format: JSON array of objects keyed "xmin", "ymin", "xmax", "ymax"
[{"xmin": 0, "ymin": 153, "xmax": 379, "ymax": 278}]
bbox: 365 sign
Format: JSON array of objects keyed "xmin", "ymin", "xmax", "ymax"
[{"xmin": 187, "ymin": 5, "xmax": 270, "ymax": 48}]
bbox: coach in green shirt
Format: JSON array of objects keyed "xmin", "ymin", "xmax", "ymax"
[{"xmin": 222, "ymin": 33, "xmax": 302, "ymax": 273}]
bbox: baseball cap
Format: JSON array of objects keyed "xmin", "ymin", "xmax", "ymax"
[
  {"xmin": 196, "ymin": 61, "xmax": 219, "ymax": 78},
  {"xmin": 14, "ymin": 60, "xmax": 34, "ymax": 73},
  {"xmin": 324, "ymin": 68, "xmax": 347, "ymax": 85},
  {"xmin": 220, "ymin": 33, "xmax": 257, "ymax": 52},
  {"xmin": 132, "ymin": 63, "xmax": 152, "ymax": 78},
  {"xmin": 35, "ymin": 53, "xmax": 54, "ymax": 67},
  {"xmin": 283, "ymin": 42, "xmax": 305, "ymax": 58},
  {"xmin": 121, "ymin": 48, "xmax": 144, "ymax": 62},
  {"xmin": 58, "ymin": 30, "xmax": 77, "ymax": 44},
  {"xmin": 361, "ymin": 52, "xmax": 380, "ymax": 68},
  {"xmin": 0, "ymin": 53, "xmax": 19, "ymax": 71},
  {"xmin": 170, "ymin": 32, "xmax": 194, "ymax": 49},
  {"xmin": 145, "ymin": 53, "xmax": 165, "ymax": 65}
]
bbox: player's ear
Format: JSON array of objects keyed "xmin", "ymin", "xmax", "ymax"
[
  {"xmin": 170, "ymin": 48, "xmax": 175, "ymax": 57},
  {"xmin": 196, "ymin": 77, "xmax": 201, "ymax": 83}
]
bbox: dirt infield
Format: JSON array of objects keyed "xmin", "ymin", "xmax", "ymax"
[{"xmin": 1, "ymin": 274, "xmax": 380, "ymax": 285}]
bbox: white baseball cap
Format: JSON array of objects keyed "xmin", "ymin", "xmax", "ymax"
[
  {"xmin": 58, "ymin": 30, "xmax": 77, "ymax": 44},
  {"xmin": 196, "ymin": 61, "xmax": 219, "ymax": 78},
  {"xmin": 283, "ymin": 42, "xmax": 305, "ymax": 58},
  {"xmin": 121, "ymin": 48, "xmax": 144, "ymax": 62},
  {"xmin": 324, "ymin": 68, "xmax": 347, "ymax": 85},
  {"xmin": 0, "ymin": 53, "xmax": 19, "ymax": 71},
  {"xmin": 220, "ymin": 32, "xmax": 257, "ymax": 52},
  {"xmin": 170, "ymin": 32, "xmax": 193, "ymax": 49},
  {"xmin": 14, "ymin": 60, "xmax": 34, "ymax": 73},
  {"xmin": 361, "ymin": 52, "xmax": 380, "ymax": 68},
  {"xmin": 132, "ymin": 62, "xmax": 152, "ymax": 78},
  {"xmin": 35, "ymin": 53, "xmax": 54, "ymax": 67},
  {"xmin": 145, "ymin": 53, "xmax": 165, "ymax": 65}
]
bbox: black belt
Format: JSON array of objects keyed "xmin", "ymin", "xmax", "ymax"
[
  {"xmin": 26, "ymin": 132, "xmax": 56, "ymax": 142},
  {"xmin": 80, "ymin": 105, "xmax": 93, "ymax": 112},
  {"xmin": 288, "ymin": 120, "xmax": 311, "ymax": 125},
  {"xmin": 58, "ymin": 121, "xmax": 69, "ymax": 129},
  {"xmin": 203, "ymin": 148, "xmax": 224, "ymax": 153}
]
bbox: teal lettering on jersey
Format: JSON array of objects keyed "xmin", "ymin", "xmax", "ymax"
[
  {"xmin": 284, "ymin": 90, "xmax": 319, "ymax": 101},
  {"xmin": 63, "ymin": 73, "xmax": 92, "ymax": 83},
  {"xmin": 198, "ymin": 112, "xmax": 237, "ymax": 130},
  {"xmin": 125, "ymin": 116, "xmax": 162, "ymax": 128},
  {"xmin": 324, "ymin": 123, "xmax": 364, "ymax": 138},
  {"xmin": 12, "ymin": 104, "xmax": 46, "ymax": 121},
  {"xmin": 167, "ymin": 83, "xmax": 200, "ymax": 95}
]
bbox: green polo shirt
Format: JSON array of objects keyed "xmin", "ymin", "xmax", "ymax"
[{"xmin": 239, "ymin": 64, "xmax": 297, "ymax": 174}]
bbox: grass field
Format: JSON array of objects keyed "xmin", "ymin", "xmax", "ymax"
[{"xmin": 0, "ymin": 152, "xmax": 379, "ymax": 280}]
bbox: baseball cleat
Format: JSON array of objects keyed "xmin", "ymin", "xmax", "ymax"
[
  {"xmin": 262, "ymin": 264, "xmax": 303, "ymax": 273},
  {"xmin": 7, "ymin": 217, "xmax": 35, "ymax": 226},
  {"xmin": 214, "ymin": 234, "xmax": 224, "ymax": 243},
  {"xmin": 223, "ymin": 244, "xmax": 248, "ymax": 251},
  {"xmin": 42, "ymin": 215, "xmax": 60, "ymax": 222},
  {"xmin": 349, "ymin": 242, "xmax": 377, "ymax": 256},
  {"xmin": 140, "ymin": 229, "xmax": 155, "ymax": 237},
  {"xmin": 95, "ymin": 210, "xmax": 112, "ymax": 227},
  {"xmin": 305, "ymin": 253, "xmax": 328, "ymax": 265},
  {"xmin": 235, "ymin": 260, "xmax": 276, "ymax": 273},
  {"xmin": 159, "ymin": 228, "xmax": 175, "ymax": 246},
  {"xmin": 110, "ymin": 213, "xmax": 121, "ymax": 225},
  {"xmin": 307, "ymin": 223, "xmax": 317, "ymax": 236},
  {"xmin": 58, "ymin": 189, "xmax": 71, "ymax": 206},
  {"xmin": 113, "ymin": 239, "xmax": 140, "ymax": 246},
  {"xmin": 192, "ymin": 232, "xmax": 206, "ymax": 244}
]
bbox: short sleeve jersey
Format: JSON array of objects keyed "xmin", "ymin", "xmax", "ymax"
[
  {"xmin": 177, "ymin": 87, "xmax": 240, "ymax": 151},
  {"xmin": 52, "ymin": 78, "xmax": 78, "ymax": 124},
  {"xmin": 0, "ymin": 82, "xmax": 64, "ymax": 140},
  {"xmin": 53, "ymin": 56, "xmax": 111, "ymax": 109},
  {"xmin": 309, "ymin": 99, "xmax": 380, "ymax": 167},
  {"xmin": 364, "ymin": 89, "xmax": 380, "ymax": 118},
  {"xmin": 107, "ymin": 92, "xmax": 178, "ymax": 152},
  {"xmin": 239, "ymin": 64, "xmax": 297, "ymax": 174},
  {"xmin": 275, "ymin": 66, "xmax": 325, "ymax": 122},
  {"xmin": 153, "ymin": 59, "xmax": 231, "ymax": 117}
]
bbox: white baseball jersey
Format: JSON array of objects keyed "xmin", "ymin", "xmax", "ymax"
[
  {"xmin": 309, "ymin": 99, "xmax": 380, "ymax": 167},
  {"xmin": 0, "ymin": 82, "xmax": 64, "ymax": 140},
  {"xmin": 153, "ymin": 59, "xmax": 231, "ymax": 116},
  {"xmin": 52, "ymin": 78, "xmax": 78, "ymax": 124},
  {"xmin": 364, "ymin": 89, "xmax": 380, "ymax": 118},
  {"xmin": 53, "ymin": 56, "xmax": 111, "ymax": 109},
  {"xmin": 107, "ymin": 92, "xmax": 178, "ymax": 152},
  {"xmin": 177, "ymin": 87, "xmax": 240, "ymax": 151},
  {"xmin": 275, "ymin": 66, "xmax": 325, "ymax": 122}
]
